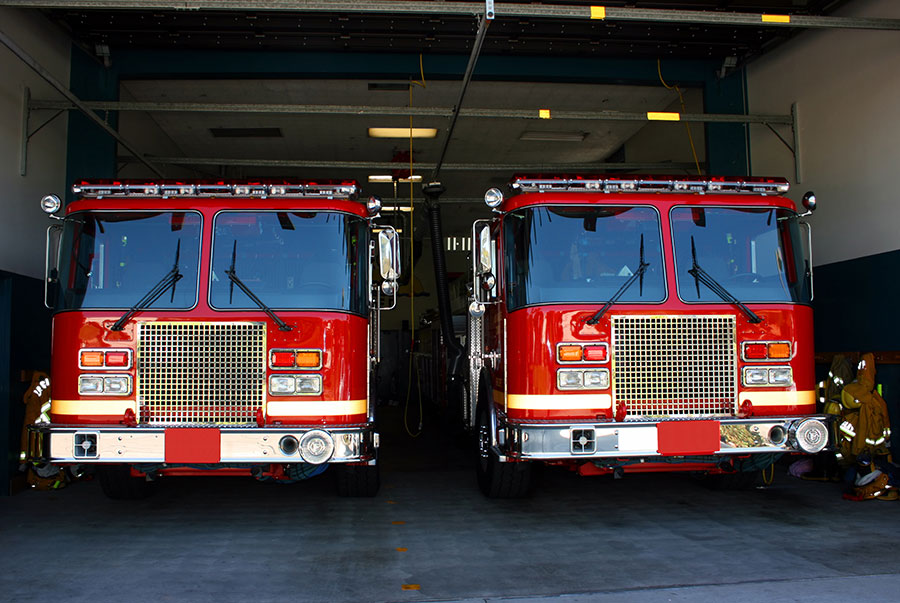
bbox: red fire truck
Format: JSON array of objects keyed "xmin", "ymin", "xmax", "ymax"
[
  {"xmin": 28, "ymin": 180, "xmax": 400, "ymax": 498},
  {"xmin": 463, "ymin": 175, "xmax": 829, "ymax": 497}
]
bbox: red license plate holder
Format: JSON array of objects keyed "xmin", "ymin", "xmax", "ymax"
[
  {"xmin": 657, "ymin": 420, "xmax": 720, "ymax": 456},
  {"xmin": 164, "ymin": 428, "xmax": 221, "ymax": 463}
]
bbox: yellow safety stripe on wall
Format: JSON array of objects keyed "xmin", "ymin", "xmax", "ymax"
[
  {"xmin": 647, "ymin": 112, "xmax": 681, "ymax": 121},
  {"xmin": 266, "ymin": 399, "xmax": 367, "ymax": 417},
  {"xmin": 738, "ymin": 390, "xmax": 816, "ymax": 407},
  {"xmin": 761, "ymin": 14, "xmax": 791, "ymax": 23},
  {"xmin": 52, "ymin": 399, "xmax": 136, "ymax": 415},
  {"xmin": 506, "ymin": 393, "xmax": 613, "ymax": 410},
  {"xmin": 590, "ymin": 6, "xmax": 606, "ymax": 19}
]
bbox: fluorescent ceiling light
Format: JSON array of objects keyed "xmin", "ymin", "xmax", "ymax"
[
  {"xmin": 382, "ymin": 205, "xmax": 413, "ymax": 212},
  {"xmin": 368, "ymin": 174, "xmax": 423, "ymax": 183},
  {"xmin": 368, "ymin": 127, "xmax": 438, "ymax": 139},
  {"xmin": 519, "ymin": 131, "xmax": 587, "ymax": 142}
]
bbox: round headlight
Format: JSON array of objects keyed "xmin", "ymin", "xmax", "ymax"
[
  {"xmin": 792, "ymin": 419, "xmax": 828, "ymax": 454},
  {"xmin": 484, "ymin": 188, "xmax": 504, "ymax": 208},
  {"xmin": 299, "ymin": 429, "xmax": 334, "ymax": 464},
  {"xmin": 40, "ymin": 195, "xmax": 61, "ymax": 214},
  {"xmin": 381, "ymin": 280, "xmax": 397, "ymax": 296},
  {"xmin": 367, "ymin": 195, "xmax": 383, "ymax": 216}
]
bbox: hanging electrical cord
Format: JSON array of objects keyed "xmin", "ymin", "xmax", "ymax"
[
  {"xmin": 761, "ymin": 461, "xmax": 775, "ymax": 486},
  {"xmin": 657, "ymin": 59, "xmax": 702, "ymax": 176},
  {"xmin": 404, "ymin": 55, "xmax": 427, "ymax": 438}
]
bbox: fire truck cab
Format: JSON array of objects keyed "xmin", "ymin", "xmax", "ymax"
[
  {"xmin": 28, "ymin": 180, "xmax": 400, "ymax": 498},
  {"xmin": 465, "ymin": 175, "xmax": 830, "ymax": 497}
]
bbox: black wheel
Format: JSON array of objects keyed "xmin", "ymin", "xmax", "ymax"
[
  {"xmin": 475, "ymin": 403, "xmax": 532, "ymax": 498},
  {"xmin": 335, "ymin": 463, "xmax": 380, "ymax": 497},
  {"xmin": 97, "ymin": 465, "xmax": 155, "ymax": 500}
]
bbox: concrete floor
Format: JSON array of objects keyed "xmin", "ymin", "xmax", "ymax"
[{"xmin": 2, "ymin": 419, "xmax": 899, "ymax": 603}]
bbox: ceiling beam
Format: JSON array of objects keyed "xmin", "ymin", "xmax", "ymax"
[
  {"xmin": 0, "ymin": 27, "xmax": 164, "ymax": 177},
  {"xmin": 1, "ymin": 0, "xmax": 899, "ymax": 30},
  {"xmin": 142, "ymin": 156, "xmax": 701, "ymax": 171},
  {"xmin": 31, "ymin": 99, "xmax": 794, "ymax": 125}
]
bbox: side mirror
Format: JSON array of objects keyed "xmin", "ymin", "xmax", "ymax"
[
  {"xmin": 478, "ymin": 225, "xmax": 492, "ymax": 274},
  {"xmin": 45, "ymin": 224, "xmax": 63, "ymax": 309},
  {"xmin": 377, "ymin": 229, "xmax": 400, "ymax": 281}
]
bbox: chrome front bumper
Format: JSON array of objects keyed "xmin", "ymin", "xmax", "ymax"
[
  {"xmin": 500, "ymin": 415, "xmax": 830, "ymax": 461},
  {"xmin": 27, "ymin": 424, "xmax": 378, "ymax": 465}
]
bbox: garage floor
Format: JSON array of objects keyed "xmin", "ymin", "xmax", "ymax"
[{"xmin": 2, "ymin": 415, "xmax": 899, "ymax": 603}]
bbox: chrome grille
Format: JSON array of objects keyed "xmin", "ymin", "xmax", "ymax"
[
  {"xmin": 137, "ymin": 322, "xmax": 265, "ymax": 425},
  {"xmin": 612, "ymin": 315, "xmax": 737, "ymax": 419}
]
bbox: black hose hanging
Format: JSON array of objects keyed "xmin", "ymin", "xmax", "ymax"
[{"xmin": 424, "ymin": 183, "xmax": 465, "ymax": 385}]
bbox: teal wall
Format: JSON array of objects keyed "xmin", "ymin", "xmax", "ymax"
[{"xmin": 813, "ymin": 250, "xmax": 900, "ymax": 450}]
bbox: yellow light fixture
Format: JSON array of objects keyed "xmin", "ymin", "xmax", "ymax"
[{"xmin": 368, "ymin": 127, "xmax": 438, "ymax": 139}]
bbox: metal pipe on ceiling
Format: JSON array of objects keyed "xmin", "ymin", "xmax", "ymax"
[
  {"xmin": 0, "ymin": 0, "xmax": 898, "ymax": 30},
  {"xmin": 0, "ymin": 29, "xmax": 164, "ymax": 178},
  {"xmin": 431, "ymin": 13, "xmax": 490, "ymax": 182},
  {"xmin": 30, "ymin": 100, "xmax": 794, "ymax": 125},
  {"xmin": 142, "ymin": 156, "xmax": 701, "ymax": 171}
]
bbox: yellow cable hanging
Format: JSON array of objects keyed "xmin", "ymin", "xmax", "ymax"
[
  {"xmin": 761, "ymin": 461, "xmax": 775, "ymax": 486},
  {"xmin": 404, "ymin": 55, "xmax": 426, "ymax": 438},
  {"xmin": 657, "ymin": 59, "xmax": 702, "ymax": 176}
]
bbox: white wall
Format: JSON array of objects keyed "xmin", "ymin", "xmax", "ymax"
[
  {"xmin": 0, "ymin": 8, "xmax": 70, "ymax": 279},
  {"xmin": 747, "ymin": 0, "xmax": 900, "ymax": 266}
]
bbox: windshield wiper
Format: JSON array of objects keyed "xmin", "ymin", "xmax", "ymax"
[
  {"xmin": 688, "ymin": 236, "xmax": 762, "ymax": 324},
  {"xmin": 111, "ymin": 240, "xmax": 183, "ymax": 331},
  {"xmin": 225, "ymin": 241, "xmax": 292, "ymax": 331},
  {"xmin": 587, "ymin": 234, "xmax": 650, "ymax": 325}
]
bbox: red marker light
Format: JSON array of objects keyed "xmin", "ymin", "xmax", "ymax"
[
  {"xmin": 744, "ymin": 343, "xmax": 768, "ymax": 360},
  {"xmin": 583, "ymin": 345, "xmax": 608, "ymax": 362},
  {"xmin": 105, "ymin": 351, "xmax": 130, "ymax": 367},
  {"xmin": 271, "ymin": 351, "xmax": 295, "ymax": 368}
]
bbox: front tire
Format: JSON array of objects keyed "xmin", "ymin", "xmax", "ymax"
[
  {"xmin": 475, "ymin": 404, "xmax": 532, "ymax": 498},
  {"xmin": 335, "ymin": 463, "xmax": 380, "ymax": 497},
  {"xmin": 97, "ymin": 465, "xmax": 155, "ymax": 500}
]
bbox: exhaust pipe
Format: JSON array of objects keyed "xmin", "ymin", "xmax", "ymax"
[{"xmin": 279, "ymin": 435, "xmax": 299, "ymax": 455}]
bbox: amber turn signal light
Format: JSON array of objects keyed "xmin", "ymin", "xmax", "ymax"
[
  {"xmin": 767, "ymin": 342, "xmax": 791, "ymax": 359},
  {"xmin": 558, "ymin": 345, "xmax": 583, "ymax": 362},
  {"xmin": 295, "ymin": 351, "xmax": 322, "ymax": 368},
  {"xmin": 80, "ymin": 351, "xmax": 104, "ymax": 367}
]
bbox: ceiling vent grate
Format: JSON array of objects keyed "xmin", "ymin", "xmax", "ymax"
[{"xmin": 209, "ymin": 127, "xmax": 283, "ymax": 138}]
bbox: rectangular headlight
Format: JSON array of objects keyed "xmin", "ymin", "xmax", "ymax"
[
  {"xmin": 103, "ymin": 376, "xmax": 132, "ymax": 395},
  {"xmin": 557, "ymin": 369, "xmax": 583, "ymax": 390},
  {"xmin": 768, "ymin": 367, "xmax": 793, "ymax": 385},
  {"xmin": 742, "ymin": 367, "xmax": 768, "ymax": 386},
  {"xmin": 78, "ymin": 376, "xmax": 104, "ymax": 394},
  {"xmin": 583, "ymin": 369, "xmax": 610, "ymax": 389},
  {"xmin": 269, "ymin": 375, "xmax": 296, "ymax": 394},
  {"xmin": 296, "ymin": 375, "xmax": 322, "ymax": 395}
]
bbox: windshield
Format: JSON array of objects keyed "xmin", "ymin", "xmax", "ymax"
[
  {"xmin": 209, "ymin": 211, "xmax": 368, "ymax": 314},
  {"xmin": 671, "ymin": 206, "xmax": 811, "ymax": 304},
  {"xmin": 55, "ymin": 211, "xmax": 201, "ymax": 311},
  {"xmin": 503, "ymin": 206, "xmax": 665, "ymax": 311}
]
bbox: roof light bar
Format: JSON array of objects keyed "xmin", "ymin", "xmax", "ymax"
[
  {"xmin": 509, "ymin": 175, "xmax": 789, "ymax": 195},
  {"xmin": 73, "ymin": 180, "xmax": 360, "ymax": 200}
]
